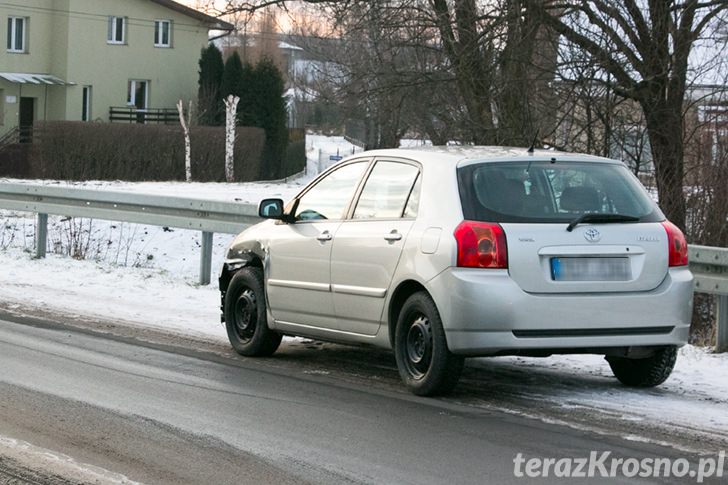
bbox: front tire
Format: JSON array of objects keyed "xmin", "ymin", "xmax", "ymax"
[
  {"xmin": 606, "ymin": 346, "xmax": 677, "ymax": 387},
  {"xmin": 224, "ymin": 267, "xmax": 282, "ymax": 356},
  {"xmin": 394, "ymin": 292, "xmax": 464, "ymax": 396}
]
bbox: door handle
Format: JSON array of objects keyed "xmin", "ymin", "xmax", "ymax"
[
  {"xmin": 384, "ymin": 231, "xmax": 403, "ymax": 242},
  {"xmin": 316, "ymin": 231, "xmax": 333, "ymax": 242}
]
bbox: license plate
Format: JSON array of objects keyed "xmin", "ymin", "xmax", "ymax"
[{"xmin": 550, "ymin": 257, "xmax": 631, "ymax": 282}]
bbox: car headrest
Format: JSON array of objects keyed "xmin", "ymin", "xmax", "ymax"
[{"xmin": 560, "ymin": 186, "xmax": 600, "ymax": 212}]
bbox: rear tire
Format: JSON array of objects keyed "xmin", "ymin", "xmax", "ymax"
[
  {"xmin": 394, "ymin": 292, "xmax": 464, "ymax": 396},
  {"xmin": 224, "ymin": 267, "xmax": 282, "ymax": 357},
  {"xmin": 606, "ymin": 347, "xmax": 677, "ymax": 387}
]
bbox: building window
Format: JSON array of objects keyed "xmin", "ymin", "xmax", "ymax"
[
  {"xmin": 107, "ymin": 16, "xmax": 126, "ymax": 44},
  {"xmin": 7, "ymin": 17, "xmax": 26, "ymax": 52},
  {"xmin": 82, "ymin": 86, "xmax": 92, "ymax": 121},
  {"xmin": 154, "ymin": 20, "xmax": 171, "ymax": 47},
  {"xmin": 127, "ymin": 80, "xmax": 148, "ymax": 109}
]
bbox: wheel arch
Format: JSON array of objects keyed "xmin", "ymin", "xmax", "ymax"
[
  {"xmin": 220, "ymin": 257, "xmax": 263, "ymax": 292},
  {"xmin": 387, "ymin": 279, "xmax": 431, "ymax": 348},
  {"xmin": 219, "ymin": 238, "xmax": 266, "ymax": 292},
  {"xmin": 219, "ymin": 239, "xmax": 266, "ymax": 323}
]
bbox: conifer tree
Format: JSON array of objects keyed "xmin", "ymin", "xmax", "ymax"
[{"xmin": 197, "ymin": 44, "xmax": 224, "ymax": 126}]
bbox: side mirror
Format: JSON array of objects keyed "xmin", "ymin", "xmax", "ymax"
[{"xmin": 258, "ymin": 198, "xmax": 285, "ymax": 219}]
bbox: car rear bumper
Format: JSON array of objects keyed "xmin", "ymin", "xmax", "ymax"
[{"xmin": 428, "ymin": 267, "xmax": 693, "ymax": 356}]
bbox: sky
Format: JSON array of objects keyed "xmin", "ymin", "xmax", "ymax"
[{"xmin": 181, "ymin": 0, "xmax": 299, "ymax": 33}]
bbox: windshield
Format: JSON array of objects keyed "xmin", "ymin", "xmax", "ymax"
[{"xmin": 457, "ymin": 161, "xmax": 663, "ymax": 223}]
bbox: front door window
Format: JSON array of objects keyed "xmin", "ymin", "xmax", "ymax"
[{"xmin": 294, "ymin": 162, "xmax": 369, "ymax": 221}]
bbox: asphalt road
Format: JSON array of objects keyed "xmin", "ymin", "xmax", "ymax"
[{"xmin": 0, "ymin": 316, "xmax": 721, "ymax": 484}]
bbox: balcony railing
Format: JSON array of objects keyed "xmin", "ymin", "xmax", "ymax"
[{"xmin": 109, "ymin": 107, "xmax": 180, "ymax": 125}]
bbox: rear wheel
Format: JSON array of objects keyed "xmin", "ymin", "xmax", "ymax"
[
  {"xmin": 394, "ymin": 292, "xmax": 464, "ymax": 396},
  {"xmin": 224, "ymin": 267, "xmax": 281, "ymax": 356},
  {"xmin": 606, "ymin": 346, "xmax": 677, "ymax": 387}
]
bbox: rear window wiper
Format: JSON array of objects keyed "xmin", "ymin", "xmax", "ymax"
[{"xmin": 566, "ymin": 213, "xmax": 640, "ymax": 232}]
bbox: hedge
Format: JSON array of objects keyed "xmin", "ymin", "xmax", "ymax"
[{"xmin": 26, "ymin": 121, "xmax": 266, "ymax": 182}]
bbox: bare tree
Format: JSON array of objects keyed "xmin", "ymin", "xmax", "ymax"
[
  {"xmin": 527, "ymin": 0, "xmax": 728, "ymax": 230},
  {"xmin": 264, "ymin": 1, "xmax": 560, "ymax": 146}
]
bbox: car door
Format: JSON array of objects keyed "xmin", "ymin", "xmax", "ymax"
[
  {"xmin": 330, "ymin": 159, "xmax": 422, "ymax": 335},
  {"xmin": 266, "ymin": 160, "xmax": 370, "ymax": 330}
]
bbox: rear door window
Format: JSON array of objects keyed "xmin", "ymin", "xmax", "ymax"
[
  {"xmin": 457, "ymin": 161, "xmax": 663, "ymax": 223},
  {"xmin": 353, "ymin": 161, "xmax": 420, "ymax": 219}
]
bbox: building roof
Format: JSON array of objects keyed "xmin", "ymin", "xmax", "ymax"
[
  {"xmin": 0, "ymin": 72, "xmax": 74, "ymax": 85},
  {"xmin": 149, "ymin": 0, "xmax": 235, "ymax": 31}
]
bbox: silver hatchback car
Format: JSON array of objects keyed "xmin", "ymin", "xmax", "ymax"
[{"xmin": 219, "ymin": 147, "xmax": 693, "ymax": 396}]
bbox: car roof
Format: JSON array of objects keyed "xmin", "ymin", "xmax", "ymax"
[{"xmin": 355, "ymin": 146, "xmax": 620, "ymax": 166}]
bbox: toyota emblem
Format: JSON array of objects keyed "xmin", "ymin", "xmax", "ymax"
[{"xmin": 584, "ymin": 228, "xmax": 601, "ymax": 243}]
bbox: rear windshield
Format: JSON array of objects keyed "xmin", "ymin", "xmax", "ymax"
[{"xmin": 457, "ymin": 161, "xmax": 663, "ymax": 223}]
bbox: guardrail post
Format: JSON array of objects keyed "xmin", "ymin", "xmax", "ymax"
[
  {"xmin": 35, "ymin": 213, "xmax": 48, "ymax": 259},
  {"xmin": 199, "ymin": 231, "xmax": 213, "ymax": 286},
  {"xmin": 717, "ymin": 295, "xmax": 728, "ymax": 353}
]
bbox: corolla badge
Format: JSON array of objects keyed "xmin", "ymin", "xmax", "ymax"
[{"xmin": 584, "ymin": 228, "xmax": 602, "ymax": 243}]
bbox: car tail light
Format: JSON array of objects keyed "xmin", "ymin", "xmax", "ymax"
[
  {"xmin": 661, "ymin": 220, "xmax": 688, "ymax": 267},
  {"xmin": 454, "ymin": 221, "xmax": 508, "ymax": 268}
]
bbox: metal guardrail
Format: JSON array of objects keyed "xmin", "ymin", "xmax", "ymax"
[
  {"xmin": 0, "ymin": 183, "xmax": 261, "ymax": 285},
  {"xmin": 0, "ymin": 182, "xmax": 726, "ymax": 351},
  {"xmin": 689, "ymin": 245, "xmax": 728, "ymax": 352}
]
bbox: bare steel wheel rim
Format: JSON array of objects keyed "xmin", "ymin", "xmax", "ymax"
[
  {"xmin": 233, "ymin": 289, "xmax": 257, "ymax": 342},
  {"xmin": 405, "ymin": 314, "xmax": 432, "ymax": 379}
]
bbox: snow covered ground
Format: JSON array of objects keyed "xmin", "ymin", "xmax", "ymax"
[{"xmin": 0, "ymin": 136, "xmax": 726, "ymax": 451}]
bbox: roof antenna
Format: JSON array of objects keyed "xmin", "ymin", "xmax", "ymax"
[
  {"xmin": 526, "ymin": 129, "xmax": 540, "ymax": 173},
  {"xmin": 527, "ymin": 129, "xmax": 540, "ymax": 155}
]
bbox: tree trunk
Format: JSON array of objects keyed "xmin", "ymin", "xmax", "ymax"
[
  {"xmin": 498, "ymin": 0, "xmax": 537, "ymax": 146},
  {"xmin": 432, "ymin": 0, "xmax": 496, "ymax": 144},
  {"xmin": 224, "ymin": 95, "xmax": 240, "ymax": 183},
  {"xmin": 642, "ymin": 98, "xmax": 687, "ymax": 230},
  {"xmin": 177, "ymin": 100, "xmax": 192, "ymax": 182}
]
